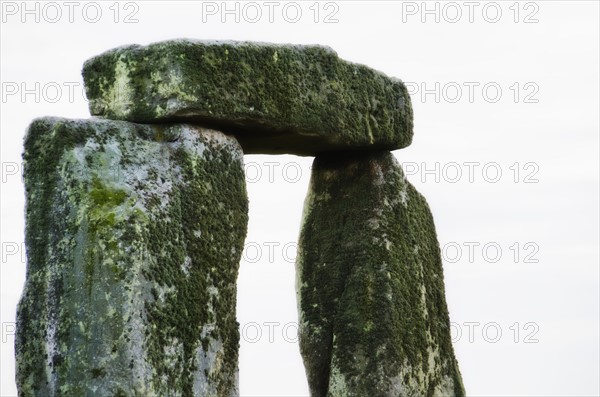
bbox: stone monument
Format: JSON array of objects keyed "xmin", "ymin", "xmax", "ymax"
[{"xmin": 16, "ymin": 40, "xmax": 464, "ymax": 396}]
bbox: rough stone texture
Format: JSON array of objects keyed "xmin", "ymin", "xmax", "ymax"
[
  {"xmin": 16, "ymin": 117, "xmax": 248, "ymax": 396},
  {"xmin": 296, "ymin": 151, "xmax": 464, "ymax": 397},
  {"xmin": 82, "ymin": 39, "xmax": 413, "ymax": 156}
]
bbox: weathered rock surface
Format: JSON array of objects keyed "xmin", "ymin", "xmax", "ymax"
[
  {"xmin": 296, "ymin": 151, "xmax": 464, "ymax": 397},
  {"xmin": 82, "ymin": 39, "xmax": 413, "ymax": 156},
  {"xmin": 16, "ymin": 117, "xmax": 248, "ymax": 396}
]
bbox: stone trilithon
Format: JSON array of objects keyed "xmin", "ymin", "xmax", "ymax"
[{"xmin": 16, "ymin": 39, "xmax": 464, "ymax": 397}]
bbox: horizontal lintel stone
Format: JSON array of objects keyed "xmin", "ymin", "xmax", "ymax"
[{"xmin": 83, "ymin": 39, "xmax": 413, "ymax": 156}]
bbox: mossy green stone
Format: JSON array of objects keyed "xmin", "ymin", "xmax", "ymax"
[
  {"xmin": 16, "ymin": 117, "xmax": 248, "ymax": 396},
  {"xmin": 296, "ymin": 151, "xmax": 465, "ymax": 397},
  {"xmin": 82, "ymin": 40, "xmax": 413, "ymax": 156}
]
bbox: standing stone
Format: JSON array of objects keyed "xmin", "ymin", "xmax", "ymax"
[
  {"xmin": 82, "ymin": 39, "xmax": 413, "ymax": 155},
  {"xmin": 296, "ymin": 151, "xmax": 464, "ymax": 397},
  {"xmin": 16, "ymin": 117, "xmax": 248, "ymax": 396}
]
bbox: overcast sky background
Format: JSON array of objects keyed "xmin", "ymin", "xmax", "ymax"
[{"xmin": 1, "ymin": 1, "xmax": 599, "ymax": 396}]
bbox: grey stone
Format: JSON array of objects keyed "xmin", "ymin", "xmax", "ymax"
[
  {"xmin": 82, "ymin": 39, "xmax": 413, "ymax": 156},
  {"xmin": 296, "ymin": 151, "xmax": 465, "ymax": 397},
  {"xmin": 16, "ymin": 117, "xmax": 248, "ymax": 396}
]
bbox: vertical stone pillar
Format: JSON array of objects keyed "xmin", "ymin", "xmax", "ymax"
[
  {"xmin": 296, "ymin": 151, "xmax": 464, "ymax": 397},
  {"xmin": 16, "ymin": 117, "xmax": 248, "ymax": 396}
]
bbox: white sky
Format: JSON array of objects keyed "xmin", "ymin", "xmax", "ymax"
[{"xmin": 1, "ymin": 1, "xmax": 599, "ymax": 396}]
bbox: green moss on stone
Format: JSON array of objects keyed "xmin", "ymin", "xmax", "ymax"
[
  {"xmin": 297, "ymin": 151, "xmax": 464, "ymax": 397},
  {"xmin": 17, "ymin": 118, "xmax": 248, "ymax": 396},
  {"xmin": 89, "ymin": 178, "xmax": 128, "ymax": 207},
  {"xmin": 82, "ymin": 40, "xmax": 413, "ymax": 155}
]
